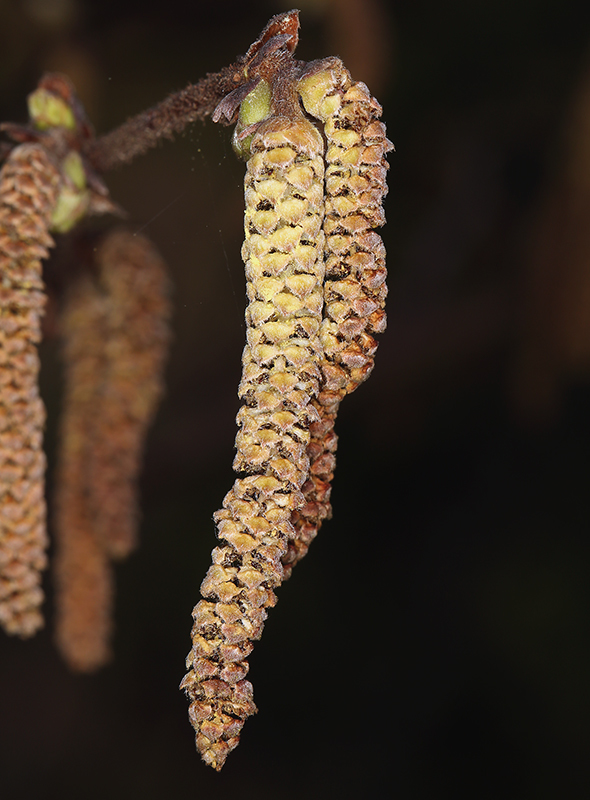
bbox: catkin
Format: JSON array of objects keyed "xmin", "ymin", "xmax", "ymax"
[
  {"xmin": 283, "ymin": 61, "xmax": 392, "ymax": 576},
  {"xmin": 53, "ymin": 230, "xmax": 171, "ymax": 670},
  {"xmin": 88, "ymin": 230, "xmax": 171, "ymax": 560},
  {"xmin": 0, "ymin": 143, "xmax": 60, "ymax": 637},
  {"xmin": 182, "ymin": 114, "xmax": 326, "ymax": 770},
  {"xmin": 53, "ymin": 276, "xmax": 113, "ymax": 671}
]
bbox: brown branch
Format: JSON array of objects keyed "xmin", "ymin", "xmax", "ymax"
[{"xmin": 84, "ymin": 64, "xmax": 243, "ymax": 173}]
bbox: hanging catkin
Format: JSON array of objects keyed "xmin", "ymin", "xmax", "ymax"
[
  {"xmin": 283, "ymin": 60, "xmax": 392, "ymax": 577},
  {"xmin": 182, "ymin": 108, "xmax": 326, "ymax": 769},
  {"xmin": 53, "ymin": 229, "xmax": 171, "ymax": 670},
  {"xmin": 0, "ymin": 143, "xmax": 60, "ymax": 637},
  {"xmin": 53, "ymin": 275, "xmax": 114, "ymax": 671},
  {"xmin": 88, "ymin": 230, "xmax": 171, "ymax": 560}
]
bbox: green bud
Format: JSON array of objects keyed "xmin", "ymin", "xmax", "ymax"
[
  {"xmin": 28, "ymin": 88, "xmax": 76, "ymax": 131},
  {"xmin": 232, "ymin": 80, "xmax": 271, "ymax": 159},
  {"xmin": 239, "ymin": 80, "xmax": 272, "ymax": 127},
  {"xmin": 50, "ymin": 186, "xmax": 90, "ymax": 233},
  {"xmin": 62, "ymin": 151, "xmax": 86, "ymax": 190}
]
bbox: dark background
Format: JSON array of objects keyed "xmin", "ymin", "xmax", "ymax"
[{"xmin": 2, "ymin": 0, "xmax": 590, "ymax": 797}]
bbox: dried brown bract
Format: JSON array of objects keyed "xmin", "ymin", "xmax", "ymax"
[{"xmin": 0, "ymin": 143, "xmax": 60, "ymax": 637}]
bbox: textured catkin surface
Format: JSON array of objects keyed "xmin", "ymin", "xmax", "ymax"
[
  {"xmin": 88, "ymin": 230, "xmax": 171, "ymax": 560},
  {"xmin": 0, "ymin": 143, "xmax": 60, "ymax": 637},
  {"xmin": 53, "ymin": 276, "xmax": 114, "ymax": 672},
  {"xmin": 283, "ymin": 63, "xmax": 392, "ymax": 576},
  {"xmin": 182, "ymin": 116, "xmax": 326, "ymax": 770}
]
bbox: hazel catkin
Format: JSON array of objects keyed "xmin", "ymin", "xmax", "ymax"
[
  {"xmin": 0, "ymin": 143, "xmax": 60, "ymax": 637},
  {"xmin": 282, "ymin": 60, "xmax": 393, "ymax": 577},
  {"xmin": 88, "ymin": 230, "xmax": 172, "ymax": 560},
  {"xmin": 53, "ymin": 230, "xmax": 171, "ymax": 670},
  {"xmin": 182, "ymin": 113, "xmax": 326, "ymax": 770},
  {"xmin": 53, "ymin": 275, "xmax": 113, "ymax": 671}
]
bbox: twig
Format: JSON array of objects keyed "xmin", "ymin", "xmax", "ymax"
[{"xmin": 84, "ymin": 64, "xmax": 243, "ymax": 173}]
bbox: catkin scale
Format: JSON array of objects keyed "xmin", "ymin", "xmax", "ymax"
[
  {"xmin": 182, "ymin": 114, "xmax": 326, "ymax": 770},
  {"xmin": 283, "ymin": 62, "xmax": 392, "ymax": 577},
  {"xmin": 0, "ymin": 144, "xmax": 60, "ymax": 637}
]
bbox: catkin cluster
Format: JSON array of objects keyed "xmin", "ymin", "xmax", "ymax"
[
  {"xmin": 284, "ymin": 61, "xmax": 392, "ymax": 576},
  {"xmin": 54, "ymin": 229, "xmax": 171, "ymax": 671},
  {"xmin": 0, "ymin": 143, "xmax": 60, "ymax": 637},
  {"xmin": 183, "ymin": 55, "xmax": 392, "ymax": 769},
  {"xmin": 182, "ymin": 114, "xmax": 326, "ymax": 770}
]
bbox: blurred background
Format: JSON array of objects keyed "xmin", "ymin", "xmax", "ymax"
[{"xmin": 2, "ymin": 0, "xmax": 590, "ymax": 797}]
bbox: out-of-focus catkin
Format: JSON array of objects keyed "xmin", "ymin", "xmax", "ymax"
[
  {"xmin": 53, "ymin": 276, "xmax": 113, "ymax": 671},
  {"xmin": 53, "ymin": 230, "xmax": 171, "ymax": 670},
  {"xmin": 88, "ymin": 230, "xmax": 171, "ymax": 560},
  {"xmin": 0, "ymin": 143, "xmax": 60, "ymax": 637},
  {"xmin": 182, "ymin": 114, "xmax": 326, "ymax": 770},
  {"xmin": 283, "ymin": 61, "xmax": 392, "ymax": 576}
]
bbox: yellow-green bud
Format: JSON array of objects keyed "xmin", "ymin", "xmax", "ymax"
[
  {"xmin": 50, "ymin": 186, "xmax": 90, "ymax": 233},
  {"xmin": 50, "ymin": 152, "xmax": 90, "ymax": 233},
  {"xmin": 28, "ymin": 88, "xmax": 76, "ymax": 131},
  {"xmin": 232, "ymin": 80, "xmax": 272, "ymax": 159},
  {"xmin": 61, "ymin": 151, "xmax": 86, "ymax": 190}
]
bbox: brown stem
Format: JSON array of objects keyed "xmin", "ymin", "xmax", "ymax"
[{"xmin": 84, "ymin": 64, "xmax": 243, "ymax": 173}]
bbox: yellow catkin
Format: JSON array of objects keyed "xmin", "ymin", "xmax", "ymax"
[
  {"xmin": 283, "ymin": 62, "xmax": 392, "ymax": 577},
  {"xmin": 182, "ymin": 115, "xmax": 326, "ymax": 770},
  {"xmin": 0, "ymin": 143, "xmax": 60, "ymax": 637},
  {"xmin": 53, "ymin": 276, "xmax": 114, "ymax": 672},
  {"xmin": 88, "ymin": 230, "xmax": 171, "ymax": 560}
]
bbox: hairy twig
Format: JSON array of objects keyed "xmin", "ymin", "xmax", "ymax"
[{"xmin": 85, "ymin": 65, "xmax": 242, "ymax": 173}]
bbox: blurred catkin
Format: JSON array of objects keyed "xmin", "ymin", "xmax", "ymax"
[
  {"xmin": 182, "ymin": 113, "xmax": 326, "ymax": 770},
  {"xmin": 284, "ymin": 61, "xmax": 392, "ymax": 577},
  {"xmin": 53, "ymin": 276, "xmax": 113, "ymax": 671},
  {"xmin": 0, "ymin": 143, "xmax": 60, "ymax": 637},
  {"xmin": 88, "ymin": 230, "xmax": 172, "ymax": 560},
  {"xmin": 53, "ymin": 229, "xmax": 171, "ymax": 670}
]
